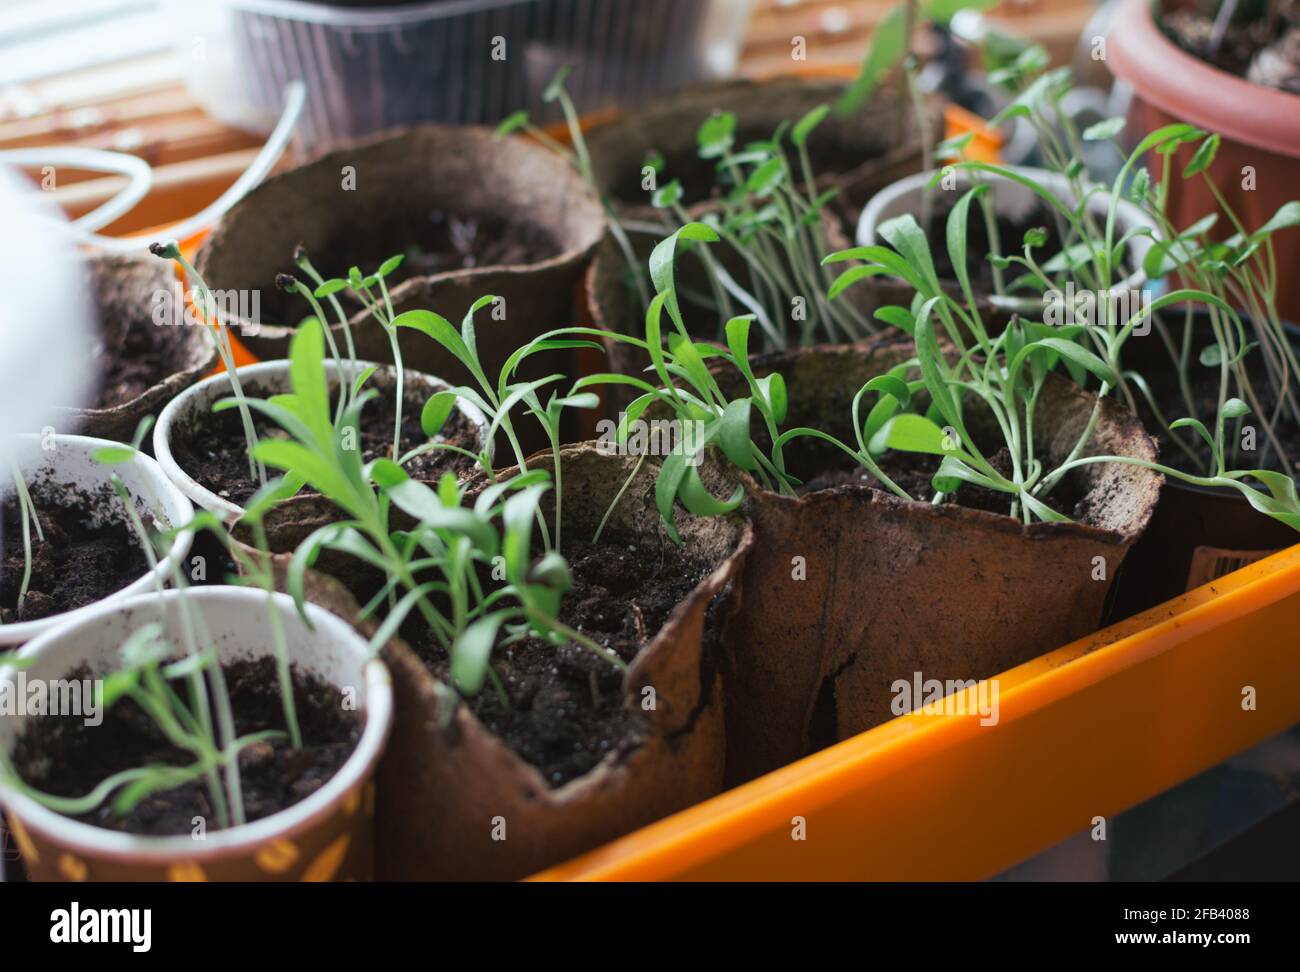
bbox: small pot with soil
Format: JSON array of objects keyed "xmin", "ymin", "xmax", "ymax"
[
  {"xmin": 714, "ymin": 333, "xmax": 1163, "ymax": 782},
  {"xmin": 54, "ymin": 253, "xmax": 217, "ymax": 445},
  {"xmin": 585, "ymin": 75, "xmax": 934, "ymax": 236},
  {"xmin": 0, "ymin": 586, "xmax": 393, "ymax": 881},
  {"xmin": 153, "ymin": 359, "xmax": 490, "ymax": 523},
  {"xmin": 194, "ymin": 125, "xmax": 606, "ymax": 391},
  {"xmin": 1, "ymin": 435, "xmax": 193, "ymax": 647},
  {"xmin": 854, "ymin": 166, "xmax": 1158, "ymax": 325},
  {"xmin": 1107, "ymin": 310, "xmax": 1300, "ymax": 618},
  {"xmin": 300, "ymin": 443, "xmax": 752, "ymax": 880}
]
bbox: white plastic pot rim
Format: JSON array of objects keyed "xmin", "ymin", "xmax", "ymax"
[
  {"xmin": 0, "ymin": 435, "xmax": 194, "ymax": 646},
  {"xmin": 153, "ymin": 359, "xmax": 491, "ymax": 523}
]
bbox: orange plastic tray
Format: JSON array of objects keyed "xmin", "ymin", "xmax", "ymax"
[{"xmin": 531, "ymin": 544, "xmax": 1300, "ymax": 880}]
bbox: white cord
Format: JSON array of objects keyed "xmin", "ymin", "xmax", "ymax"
[{"xmin": 0, "ymin": 81, "xmax": 306, "ymax": 252}]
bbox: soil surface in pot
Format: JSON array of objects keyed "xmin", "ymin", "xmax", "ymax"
[
  {"xmin": 790, "ymin": 437, "xmax": 1091, "ymax": 520},
  {"xmin": 10, "ymin": 657, "xmax": 360, "ymax": 835},
  {"xmin": 1130, "ymin": 341, "xmax": 1300, "ymax": 477},
  {"xmin": 91, "ymin": 322, "xmax": 188, "ymax": 410},
  {"xmin": 409, "ymin": 536, "xmax": 714, "ymax": 787},
  {"xmin": 263, "ymin": 212, "xmax": 560, "ymax": 324},
  {"xmin": 170, "ymin": 372, "xmax": 480, "ymax": 506},
  {"xmin": 0, "ymin": 489, "xmax": 150, "ymax": 624},
  {"xmin": 1160, "ymin": 7, "xmax": 1300, "ymax": 91}
]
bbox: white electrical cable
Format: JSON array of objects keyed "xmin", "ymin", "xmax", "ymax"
[
  {"xmin": 0, "ymin": 81, "xmax": 306, "ymax": 252},
  {"xmin": 0, "ymin": 147, "xmax": 153, "ymax": 233}
]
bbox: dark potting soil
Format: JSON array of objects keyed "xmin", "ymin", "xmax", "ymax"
[
  {"xmin": 170, "ymin": 372, "xmax": 479, "ymax": 507},
  {"xmin": 411, "ymin": 537, "xmax": 714, "ymax": 787},
  {"xmin": 1161, "ymin": 8, "xmax": 1300, "ymax": 91},
  {"xmin": 1130, "ymin": 346, "xmax": 1300, "ymax": 478},
  {"xmin": 92, "ymin": 320, "xmax": 182, "ymax": 410},
  {"xmin": 11, "ymin": 657, "xmax": 359, "ymax": 835},
  {"xmin": 266, "ymin": 212, "xmax": 560, "ymax": 324},
  {"xmin": 794, "ymin": 443, "xmax": 1088, "ymax": 521},
  {"xmin": 0, "ymin": 488, "xmax": 150, "ymax": 624}
]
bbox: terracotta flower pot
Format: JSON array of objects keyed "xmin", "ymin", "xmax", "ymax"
[
  {"xmin": 1, "ymin": 434, "xmax": 193, "ymax": 648},
  {"xmin": 715, "ymin": 334, "xmax": 1163, "ymax": 782},
  {"xmin": 293, "ymin": 443, "xmax": 753, "ymax": 880},
  {"xmin": 0, "ymin": 587, "xmax": 393, "ymax": 882},
  {"xmin": 195, "ymin": 126, "xmax": 606, "ymax": 394},
  {"xmin": 54, "ymin": 253, "xmax": 216, "ymax": 446},
  {"xmin": 153, "ymin": 359, "xmax": 489, "ymax": 524},
  {"xmin": 586, "ymin": 75, "xmax": 933, "ymax": 235},
  {"xmin": 1108, "ymin": 0, "xmax": 1300, "ymax": 321}
]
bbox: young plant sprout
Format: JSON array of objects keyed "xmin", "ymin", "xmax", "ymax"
[
  {"xmin": 1126, "ymin": 134, "xmax": 1300, "ymax": 476},
  {"xmin": 4, "ymin": 464, "xmax": 43, "ymax": 618},
  {"xmin": 277, "ymin": 252, "xmax": 408, "ymax": 460},
  {"xmin": 497, "ymin": 65, "xmax": 650, "ymax": 312},
  {"xmin": 0, "ymin": 620, "xmax": 283, "ymax": 830},
  {"xmin": 835, "ymin": 0, "xmax": 1001, "ymax": 228},
  {"xmin": 228, "ymin": 317, "xmax": 624, "ymax": 703},
  {"xmin": 390, "ymin": 294, "xmax": 601, "ymax": 553},
  {"xmin": 822, "ymin": 197, "xmax": 1300, "ymax": 530},
  {"xmin": 150, "ymin": 241, "xmax": 266, "ymax": 490},
  {"xmin": 499, "ymin": 66, "xmax": 871, "ymax": 349}
]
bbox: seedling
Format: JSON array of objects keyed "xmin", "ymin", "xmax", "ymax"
[
  {"xmin": 150, "ymin": 241, "xmax": 266, "ymax": 489},
  {"xmin": 501, "ymin": 67, "xmax": 872, "ymax": 349},
  {"xmin": 390, "ymin": 294, "xmax": 602, "ymax": 553},
  {"xmin": 229, "ymin": 318, "xmax": 624, "ymax": 702},
  {"xmin": 498, "ymin": 65, "xmax": 650, "ymax": 312},
  {"xmin": 3, "ymin": 464, "xmax": 43, "ymax": 619},
  {"xmin": 278, "ymin": 251, "xmax": 408, "ymax": 460}
]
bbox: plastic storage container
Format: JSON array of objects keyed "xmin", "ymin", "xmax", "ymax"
[{"xmin": 162, "ymin": 0, "xmax": 756, "ymax": 153}]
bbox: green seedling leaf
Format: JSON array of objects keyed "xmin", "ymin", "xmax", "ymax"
[
  {"xmin": 496, "ymin": 109, "xmax": 530, "ymax": 138},
  {"xmin": 542, "ymin": 65, "xmax": 573, "ymax": 103},
  {"xmin": 377, "ymin": 254, "xmax": 405, "ymax": 278},
  {"xmin": 791, "ymin": 104, "xmax": 830, "ymax": 147},
  {"xmin": 1254, "ymin": 201, "xmax": 1300, "ymax": 237},
  {"xmin": 314, "ymin": 278, "xmax": 348, "ymax": 299},
  {"xmin": 1199, "ymin": 343, "xmax": 1223, "ymax": 367},
  {"xmin": 1083, "ymin": 117, "xmax": 1125, "ymax": 142},
  {"xmin": 697, "ymin": 111, "xmax": 736, "ymax": 159},
  {"xmin": 718, "ymin": 398, "xmax": 757, "ymax": 471},
  {"xmin": 677, "ymin": 464, "xmax": 744, "ymax": 517},
  {"xmin": 873, "ymin": 305, "xmax": 916, "ymax": 333},
  {"xmin": 1183, "ymin": 133, "xmax": 1220, "ymax": 177},
  {"xmin": 1171, "ymin": 416, "xmax": 1217, "ymax": 454},
  {"xmin": 1222, "ymin": 397, "xmax": 1250, "ymax": 419},
  {"xmin": 652, "ymin": 179, "xmax": 684, "ymax": 208},
  {"xmin": 451, "ymin": 612, "xmax": 508, "ymax": 696},
  {"xmin": 421, "ymin": 391, "xmax": 458, "ymax": 438}
]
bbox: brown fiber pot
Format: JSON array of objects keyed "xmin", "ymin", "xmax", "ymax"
[
  {"xmin": 292, "ymin": 444, "xmax": 752, "ymax": 880},
  {"xmin": 586, "ymin": 75, "xmax": 933, "ymax": 236},
  {"xmin": 195, "ymin": 126, "xmax": 606, "ymax": 395},
  {"xmin": 54, "ymin": 252, "xmax": 216, "ymax": 446},
  {"xmin": 716, "ymin": 334, "xmax": 1163, "ymax": 783},
  {"xmin": 1109, "ymin": 0, "xmax": 1300, "ymax": 322}
]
